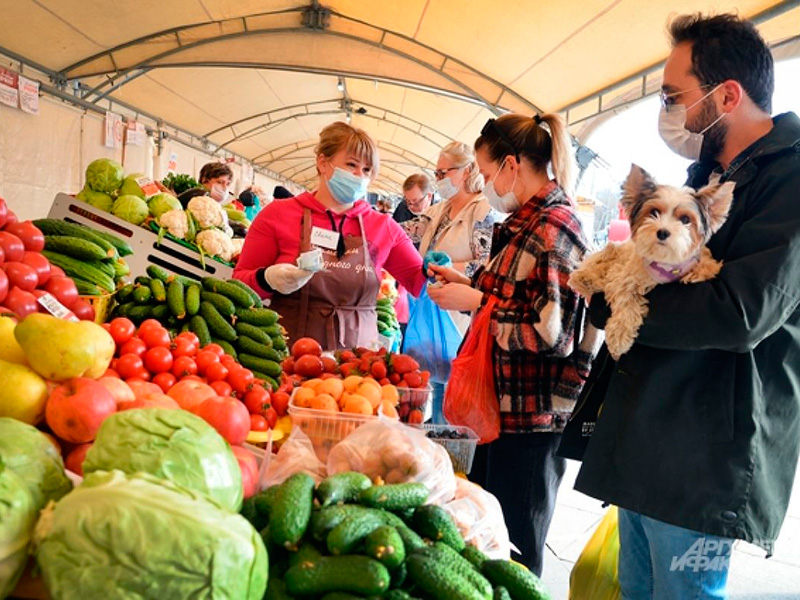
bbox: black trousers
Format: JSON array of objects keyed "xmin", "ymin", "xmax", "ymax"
[{"xmin": 469, "ymin": 432, "xmax": 566, "ymax": 577}]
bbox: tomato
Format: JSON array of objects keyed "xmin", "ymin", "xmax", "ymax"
[
  {"xmin": 141, "ymin": 326, "xmax": 171, "ymax": 349},
  {"xmin": 169, "ymin": 336, "xmax": 196, "ymax": 358},
  {"xmin": 49, "ymin": 265, "xmax": 65, "ymax": 278},
  {"xmin": 119, "ymin": 337, "xmax": 147, "ymax": 358},
  {"xmin": 281, "ymin": 356, "xmax": 294, "ymax": 375},
  {"xmin": 175, "ymin": 331, "xmax": 200, "ymax": 349},
  {"xmin": 102, "ymin": 368, "xmax": 120, "ymax": 379},
  {"xmin": 2, "ymin": 287, "xmax": 38, "ymax": 318},
  {"xmin": 205, "ymin": 361, "xmax": 229, "ymax": 383},
  {"xmin": 291, "ymin": 337, "xmax": 323, "ymax": 360},
  {"xmin": 144, "ymin": 346, "xmax": 174, "ymax": 374},
  {"xmin": 220, "ymin": 354, "xmax": 238, "ymax": 369},
  {"xmin": 249, "ymin": 413, "xmax": 269, "ymax": 431},
  {"xmin": 195, "ymin": 350, "xmax": 220, "ymax": 375},
  {"xmin": 244, "ymin": 387, "xmax": 271, "ymax": 415},
  {"xmin": 138, "ymin": 319, "xmax": 163, "ymax": 334},
  {"xmin": 270, "ymin": 391, "xmax": 290, "ymax": 417},
  {"xmin": 321, "ymin": 356, "xmax": 338, "ymax": 374},
  {"xmin": 21, "ymin": 251, "xmax": 51, "ymax": 286},
  {"xmin": 0, "ymin": 270, "xmax": 7, "ymax": 304},
  {"xmin": 264, "ymin": 407, "xmax": 278, "ymax": 430},
  {"xmin": 44, "ymin": 276, "xmax": 78, "ymax": 309},
  {"xmin": 109, "ymin": 318, "xmax": 136, "ymax": 345},
  {"xmin": 294, "ymin": 354, "xmax": 324, "ymax": 378},
  {"xmin": 202, "ymin": 343, "xmax": 226, "ymax": 358},
  {"xmin": 0, "ymin": 232, "xmax": 24, "ymax": 262},
  {"xmin": 227, "ymin": 367, "xmax": 255, "ymax": 395},
  {"xmin": 0, "ymin": 198, "xmax": 6, "ymax": 229},
  {"xmin": 210, "ymin": 380, "xmax": 233, "ymax": 397},
  {"xmin": 195, "ymin": 397, "xmax": 251, "ymax": 445},
  {"xmin": 71, "ymin": 298, "xmax": 96, "ymax": 322},
  {"xmin": 116, "ymin": 353, "xmax": 145, "ymax": 380},
  {"xmin": 3, "ymin": 222, "xmax": 44, "ymax": 252},
  {"xmin": 171, "ymin": 355, "xmax": 198, "ymax": 378},
  {"xmin": 152, "ymin": 372, "xmax": 177, "ymax": 393}
]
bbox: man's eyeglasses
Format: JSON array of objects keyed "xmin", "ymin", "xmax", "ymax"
[
  {"xmin": 481, "ymin": 119, "xmax": 520, "ymax": 162},
  {"xmin": 659, "ymin": 83, "xmax": 719, "ymax": 107},
  {"xmin": 433, "ymin": 167, "xmax": 461, "ymax": 180}
]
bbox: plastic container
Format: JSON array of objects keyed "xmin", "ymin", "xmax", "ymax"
[
  {"xmin": 396, "ymin": 385, "xmax": 432, "ymax": 423},
  {"xmin": 80, "ymin": 292, "xmax": 115, "ymax": 324},
  {"xmin": 287, "ymin": 391, "xmax": 376, "ymax": 461},
  {"xmin": 419, "ymin": 424, "xmax": 479, "ymax": 474}
]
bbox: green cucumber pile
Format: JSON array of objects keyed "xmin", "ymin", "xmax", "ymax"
[
  {"xmin": 33, "ymin": 218, "xmax": 133, "ymax": 295},
  {"xmin": 111, "ymin": 266, "xmax": 289, "ymax": 389},
  {"xmin": 376, "ymin": 298, "xmax": 400, "ymax": 339},
  {"xmin": 242, "ymin": 472, "xmax": 550, "ymax": 600}
]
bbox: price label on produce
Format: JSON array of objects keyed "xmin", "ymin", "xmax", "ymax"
[
  {"xmin": 37, "ymin": 293, "xmax": 79, "ymax": 322},
  {"xmin": 136, "ymin": 176, "xmax": 161, "ymax": 198}
]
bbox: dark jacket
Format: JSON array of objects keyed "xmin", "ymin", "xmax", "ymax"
[
  {"xmin": 392, "ymin": 201, "xmax": 417, "ymax": 225},
  {"xmin": 575, "ymin": 113, "xmax": 800, "ymax": 552}
]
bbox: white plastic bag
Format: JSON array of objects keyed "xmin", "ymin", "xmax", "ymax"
[
  {"xmin": 443, "ymin": 477, "xmax": 512, "ymax": 559},
  {"xmin": 327, "ymin": 418, "xmax": 457, "ymax": 505},
  {"xmin": 262, "ymin": 427, "xmax": 327, "ymax": 488}
]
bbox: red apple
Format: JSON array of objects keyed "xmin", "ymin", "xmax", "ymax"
[
  {"xmin": 96, "ymin": 376, "xmax": 135, "ymax": 407},
  {"xmin": 65, "ymin": 443, "xmax": 93, "ymax": 476},
  {"xmin": 45, "ymin": 377, "xmax": 117, "ymax": 444}
]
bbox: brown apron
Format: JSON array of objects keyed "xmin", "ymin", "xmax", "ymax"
[{"xmin": 269, "ymin": 209, "xmax": 381, "ymax": 351}]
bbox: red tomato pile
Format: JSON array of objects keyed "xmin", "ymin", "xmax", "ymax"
[{"xmin": 0, "ymin": 197, "xmax": 94, "ymax": 320}]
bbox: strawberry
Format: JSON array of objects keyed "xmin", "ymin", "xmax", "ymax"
[
  {"xmin": 371, "ymin": 360, "xmax": 388, "ymax": 380},
  {"xmin": 420, "ymin": 370, "xmax": 431, "ymax": 387},
  {"xmin": 403, "ymin": 371, "xmax": 423, "ymax": 388},
  {"xmin": 389, "ymin": 373, "xmax": 402, "ymax": 385},
  {"xmin": 391, "ymin": 354, "xmax": 420, "ymax": 375}
]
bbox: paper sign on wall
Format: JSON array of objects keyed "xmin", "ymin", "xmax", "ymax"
[
  {"xmin": 241, "ymin": 161, "xmax": 254, "ymax": 186},
  {"xmin": 104, "ymin": 111, "xmax": 123, "ymax": 148},
  {"xmin": 0, "ymin": 67, "xmax": 18, "ymax": 108},
  {"xmin": 167, "ymin": 152, "xmax": 178, "ymax": 174},
  {"xmin": 18, "ymin": 76, "xmax": 39, "ymax": 114},
  {"xmin": 126, "ymin": 121, "xmax": 146, "ymax": 146}
]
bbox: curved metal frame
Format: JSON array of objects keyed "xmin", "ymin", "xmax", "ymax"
[{"xmin": 59, "ymin": 6, "xmax": 540, "ymax": 114}]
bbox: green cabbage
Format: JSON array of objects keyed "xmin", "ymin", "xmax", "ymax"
[
  {"xmin": 0, "ymin": 458, "xmax": 37, "ymax": 599},
  {"xmin": 118, "ymin": 173, "xmax": 146, "ymax": 199},
  {"xmin": 76, "ymin": 184, "xmax": 114, "ymax": 211},
  {"xmin": 147, "ymin": 192, "xmax": 182, "ymax": 220},
  {"xmin": 85, "ymin": 158, "xmax": 124, "ymax": 193},
  {"xmin": 83, "ymin": 408, "xmax": 243, "ymax": 512},
  {"xmin": 35, "ymin": 470, "xmax": 267, "ymax": 600},
  {"xmin": 111, "ymin": 194, "xmax": 149, "ymax": 225},
  {"xmin": 0, "ymin": 418, "xmax": 72, "ymax": 511}
]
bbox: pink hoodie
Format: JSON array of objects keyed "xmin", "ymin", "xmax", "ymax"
[{"xmin": 234, "ymin": 191, "xmax": 426, "ymax": 299}]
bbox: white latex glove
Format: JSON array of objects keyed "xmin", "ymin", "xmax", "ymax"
[{"xmin": 264, "ymin": 263, "xmax": 314, "ymax": 294}]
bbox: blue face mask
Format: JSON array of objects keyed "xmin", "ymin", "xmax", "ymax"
[{"xmin": 327, "ymin": 167, "xmax": 369, "ymax": 205}]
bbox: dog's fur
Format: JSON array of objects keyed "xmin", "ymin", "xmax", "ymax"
[{"xmin": 569, "ymin": 165, "xmax": 735, "ymax": 359}]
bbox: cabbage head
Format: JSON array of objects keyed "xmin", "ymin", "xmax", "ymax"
[
  {"xmin": 83, "ymin": 408, "xmax": 243, "ymax": 512},
  {"xmin": 148, "ymin": 192, "xmax": 182, "ymax": 220},
  {"xmin": 0, "ymin": 417, "xmax": 72, "ymax": 511},
  {"xmin": 35, "ymin": 470, "xmax": 267, "ymax": 600},
  {"xmin": 85, "ymin": 158, "xmax": 124, "ymax": 193},
  {"xmin": 76, "ymin": 185, "xmax": 113, "ymax": 212},
  {"xmin": 118, "ymin": 173, "xmax": 146, "ymax": 199},
  {"xmin": 111, "ymin": 194, "xmax": 149, "ymax": 225},
  {"xmin": 0, "ymin": 458, "xmax": 37, "ymax": 599}
]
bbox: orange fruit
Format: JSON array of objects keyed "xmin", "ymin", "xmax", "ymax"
[
  {"xmin": 302, "ymin": 378, "xmax": 325, "ymax": 392},
  {"xmin": 318, "ymin": 377, "xmax": 344, "ymax": 401},
  {"xmin": 381, "ymin": 384, "xmax": 399, "ymax": 405},
  {"xmin": 360, "ymin": 377, "xmax": 381, "ymax": 391},
  {"xmin": 356, "ymin": 383, "xmax": 382, "ymax": 409},
  {"xmin": 343, "ymin": 394, "xmax": 373, "ymax": 415},
  {"xmin": 343, "ymin": 375, "xmax": 364, "ymax": 394},
  {"xmin": 380, "ymin": 399, "xmax": 399, "ymax": 419},
  {"xmin": 311, "ymin": 393, "xmax": 339, "ymax": 412},
  {"xmin": 294, "ymin": 387, "xmax": 316, "ymax": 408}
]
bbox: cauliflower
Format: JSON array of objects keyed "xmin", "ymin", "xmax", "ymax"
[
  {"xmin": 188, "ymin": 195, "xmax": 227, "ymax": 229},
  {"xmin": 196, "ymin": 229, "xmax": 235, "ymax": 262},
  {"xmin": 158, "ymin": 209, "xmax": 189, "ymax": 239}
]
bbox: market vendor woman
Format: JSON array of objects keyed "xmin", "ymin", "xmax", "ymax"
[{"xmin": 234, "ymin": 122, "xmax": 426, "ymax": 350}]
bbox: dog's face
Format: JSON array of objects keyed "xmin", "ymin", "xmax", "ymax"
[{"xmin": 620, "ymin": 165, "xmax": 735, "ymax": 264}]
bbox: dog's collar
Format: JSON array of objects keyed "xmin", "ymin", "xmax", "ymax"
[{"xmin": 644, "ymin": 254, "xmax": 700, "ymax": 283}]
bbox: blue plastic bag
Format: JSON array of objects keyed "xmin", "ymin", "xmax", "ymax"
[{"xmin": 402, "ymin": 285, "xmax": 462, "ymax": 383}]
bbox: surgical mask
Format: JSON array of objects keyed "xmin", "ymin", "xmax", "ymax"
[
  {"xmin": 658, "ymin": 85, "xmax": 725, "ymax": 161},
  {"xmin": 327, "ymin": 167, "xmax": 369, "ymax": 205},
  {"xmin": 435, "ymin": 177, "xmax": 459, "ymax": 201},
  {"xmin": 484, "ymin": 160, "xmax": 519, "ymax": 213},
  {"xmin": 210, "ymin": 184, "xmax": 228, "ymax": 203}
]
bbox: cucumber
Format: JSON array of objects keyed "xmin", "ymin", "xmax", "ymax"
[
  {"xmin": 262, "ymin": 347, "xmax": 285, "ymax": 363},
  {"xmin": 241, "ymin": 496, "xmax": 270, "ymax": 532},
  {"xmin": 327, "ymin": 513, "xmax": 385, "ymax": 555},
  {"xmin": 151, "ymin": 304, "xmax": 170, "ymax": 321},
  {"xmin": 200, "ymin": 291, "xmax": 236, "ymax": 317},
  {"xmin": 288, "ymin": 543, "xmax": 324, "ymax": 569},
  {"xmin": 134, "ymin": 275, "xmax": 152, "ymax": 286},
  {"xmin": 85, "ymin": 226, "xmax": 133, "ymax": 256},
  {"xmin": 285, "ymin": 555, "xmax": 390, "ymax": 597},
  {"xmin": 253, "ymin": 484, "xmax": 281, "ymax": 519},
  {"xmin": 310, "ymin": 505, "xmax": 404, "ymax": 542},
  {"xmin": 270, "ymin": 335, "xmax": 287, "ymax": 352},
  {"xmin": 383, "ymin": 590, "xmax": 417, "ymax": 600},
  {"xmin": 226, "ymin": 278, "xmax": 263, "ymax": 307},
  {"xmin": 189, "ymin": 315, "xmax": 212, "ymax": 347},
  {"xmin": 236, "ymin": 335, "xmax": 273, "ymax": 358},
  {"xmin": 462, "ymin": 546, "xmax": 490, "ymax": 571},
  {"xmin": 429, "ymin": 543, "xmax": 492, "ymax": 599},
  {"xmin": 32, "ymin": 219, "xmax": 122, "ymax": 258},
  {"xmin": 149, "ymin": 278, "xmax": 167, "ymax": 302},
  {"xmin": 271, "ymin": 472, "xmax": 315, "ymax": 550},
  {"xmin": 200, "ymin": 301, "xmax": 237, "ymax": 342},
  {"xmin": 406, "ymin": 553, "xmax": 485, "ymax": 600},
  {"xmin": 114, "ymin": 302, "xmax": 136, "ymax": 318},
  {"xmin": 128, "ymin": 305, "xmax": 153, "ymax": 323},
  {"xmin": 112, "ymin": 259, "xmax": 129, "ymax": 280},
  {"xmin": 146, "ymin": 264, "xmax": 171, "ymax": 282},
  {"xmin": 180, "ymin": 322, "xmax": 192, "ymax": 334},
  {"xmin": 73, "ymin": 278, "xmax": 103, "ymax": 296},
  {"xmin": 235, "ymin": 321, "xmax": 272, "ymax": 345},
  {"xmin": 167, "ymin": 280, "xmax": 186, "ymax": 319},
  {"xmin": 212, "ymin": 338, "xmax": 237, "ymax": 358},
  {"xmin": 494, "ymin": 586, "xmax": 512, "ymax": 600},
  {"xmin": 169, "ymin": 274, "xmax": 200, "ymax": 288},
  {"xmin": 238, "ymin": 353, "xmax": 281, "ymax": 378},
  {"xmin": 132, "ymin": 285, "xmax": 152, "ymax": 305},
  {"xmin": 317, "ymin": 472, "xmax": 372, "ymax": 507},
  {"xmin": 263, "ymin": 578, "xmax": 293, "ymax": 600},
  {"xmin": 41, "ymin": 251, "xmax": 115, "ymax": 293},
  {"xmin": 235, "ymin": 307, "xmax": 279, "ymax": 326},
  {"xmin": 396, "ymin": 524, "xmax": 427, "ymax": 552},
  {"xmin": 320, "ymin": 594, "xmax": 363, "ymax": 600},
  {"xmin": 481, "ymin": 560, "xmax": 551, "ymax": 600},
  {"xmin": 359, "ymin": 483, "xmax": 429, "ymax": 511},
  {"xmin": 44, "ymin": 235, "xmax": 109, "ymax": 262},
  {"xmin": 388, "ymin": 563, "xmax": 409, "ymax": 591},
  {"xmin": 202, "ymin": 277, "xmax": 255, "ymax": 308},
  {"xmin": 116, "ymin": 283, "xmax": 135, "ymax": 303},
  {"xmin": 412, "ymin": 504, "xmax": 465, "ymax": 551},
  {"xmin": 185, "ymin": 284, "xmax": 201, "ymax": 316},
  {"xmin": 365, "ymin": 526, "xmax": 406, "ymax": 569}
]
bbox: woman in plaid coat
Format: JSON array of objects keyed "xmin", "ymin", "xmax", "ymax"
[{"xmin": 428, "ymin": 113, "xmax": 593, "ymax": 575}]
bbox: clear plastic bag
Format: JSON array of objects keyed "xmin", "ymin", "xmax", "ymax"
[
  {"xmin": 327, "ymin": 418, "xmax": 457, "ymax": 505},
  {"xmin": 403, "ymin": 286, "xmax": 462, "ymax": 383},
  {"xmin": 443, "ymin": 477, "xmax": 512, "ymax": 559},
  {"xmin": 262, "ymin": 427, "xmax": 327, "ymax": 488}
]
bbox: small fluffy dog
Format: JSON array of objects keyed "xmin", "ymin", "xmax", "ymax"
[{"xmin": 569, "ymin": 164, "xmax": 735, "ymax": 359}]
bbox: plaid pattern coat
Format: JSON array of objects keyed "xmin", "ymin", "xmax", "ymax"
[{"xmin": 473, "ymin": 181, "xmax": 595, "ymax": 434}]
